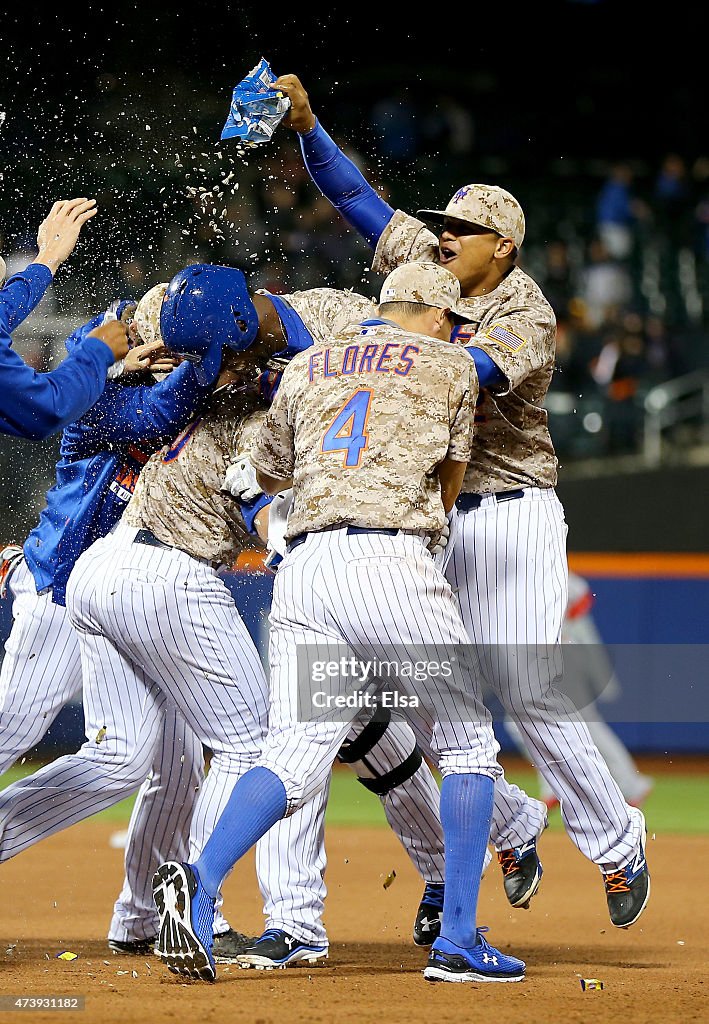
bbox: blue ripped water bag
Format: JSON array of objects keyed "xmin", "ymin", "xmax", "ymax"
[{"xmin": 221, "ymin": 57, "xmax": 291, "ymax": 146}]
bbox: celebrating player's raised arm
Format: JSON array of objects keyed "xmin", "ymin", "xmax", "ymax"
[
  {"xmin": 274, "ymin": 74, "xmax": 395, "ymax": 248},
  {"xmin": 0, "ymin": 198, "xmax": 133, "ymax": 440},
  {"xmin": 0, "ymin": 199, "xmax": 99, "ymax": 332}
]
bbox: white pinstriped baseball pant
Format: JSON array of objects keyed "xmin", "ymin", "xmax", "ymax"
[
  {"xmin": 257, "ymin": 526, "xmax": 502, "ymax": 814},
  {"xmin": 447, "ymin": 488, "xmax": 644, "ymax": 871},
  {"xmin": 0, "ymin": 529, "xmax": 324, "ymax": 946},
  {"xmin": 0, "ymin": 559, "xmax": 202, "ymax": 943}
]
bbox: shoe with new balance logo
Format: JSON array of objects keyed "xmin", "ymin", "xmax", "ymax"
[{"xmin": 604, "ymin": 827, "xmax": 650, "ymax": 928}]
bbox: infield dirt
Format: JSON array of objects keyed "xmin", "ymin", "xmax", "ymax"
[{"xmin": 1, "ymin": 817, "xmax": 706, "ymax": 1024}]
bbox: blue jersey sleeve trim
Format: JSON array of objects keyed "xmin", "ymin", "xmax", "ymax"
[
  {"xmin": 240, "ymin": 492, "xmax": 272, "ymax": 535},
  {"xmin": 300, "ymin": 120, "xmax": 394, "ymax": 248},
  {"xmin": 262, "ymin": 292, "xmax": 315, "ymax": 355}
]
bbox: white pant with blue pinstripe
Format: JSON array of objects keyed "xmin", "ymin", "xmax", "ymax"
[
  {"xmin": 258, "ymin": 527, "xmax": 502, "ymax": 814},
  {"xmin": 0, "ymin": 559, "xmax": 202, "ymax": 943},
  {"xmin": 447, "ymin": 488, "xmax": 645, "ymax": 871}
]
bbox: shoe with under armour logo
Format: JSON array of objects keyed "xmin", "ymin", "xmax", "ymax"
[
  {"xmin": 236, "ymin": 929, "xmax": 329, "ymax": 969},
  {"xmin": 413, "ymin": 851, "xmax": 493, "ymax": 947},
  {"xmin": 604, "ymin": 828, "xmax": 650, "ymax": 928},
  {"xmin": 423, "ymin": 928, "xmax": 525, "ymax": 984},
  {"xmin": 413, "ymin": 883, "xmax": 445, "ymax": 947},
  {"xmin": 497, "ymin": 832, "xmax": 544, "ymax": 909}
]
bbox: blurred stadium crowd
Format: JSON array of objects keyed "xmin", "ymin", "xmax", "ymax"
[{"xmin": 3, "ymin": 71, "xmax": 709, "ymax": 495}]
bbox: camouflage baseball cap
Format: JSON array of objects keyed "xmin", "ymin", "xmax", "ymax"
[
  {"xmin": 379, "ymin": 261, "xmax": 463, "ymax": 312},
  {"xmin": 134, "ymin": 282, "xmax": 168, "ymax": 344},
  {"xmin": 418, "ymin": 183, "xmax": 525, "ymax": 248}
]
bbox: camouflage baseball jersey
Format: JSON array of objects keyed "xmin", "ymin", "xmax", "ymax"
[
  {"xmin": 124, "ymin": 388, "xmax": 266, "ymax": 565},
  {"xmin": 278, "ymin": 287, "xmax": 377, "ymax": 342},
  {"xmin": 250, "ymin": 321, "xmax": 476, "ymax": 539},
  {"xmin": 372, "ymin": 210, "xmax": 558, "ymax": 492}
]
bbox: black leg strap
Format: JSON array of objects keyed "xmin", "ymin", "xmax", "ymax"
[
  {"xmin": 337, "ymin": 704, "xmax": 391, "ymax": 764},
  {"xmin": 357, "ymin": 747, "xmax": 424, "ymax": 796}
]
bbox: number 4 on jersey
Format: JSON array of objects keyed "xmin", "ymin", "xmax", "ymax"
[{"xmin": 321, "ymin": 389, "xmax": 373, "ymax": 468}]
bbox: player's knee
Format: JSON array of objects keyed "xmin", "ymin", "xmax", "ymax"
[{"xmin": 77, "ymin": 737, "xmax": 154, "ymax": 783}]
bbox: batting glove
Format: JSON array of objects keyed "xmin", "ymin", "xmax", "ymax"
[
  {"xmin": 222, "ymin": 454, "xmax": 262, "ymax": 502},
  {"xmin": 102, "ymin": 298, "xmax": 137, "ymax": 324},
  {"xmin": 429, "ymin": 519, "xmax": 451, "ymax": 558},
  {"xmin": 0, "ymin": 544, "xmax": 24, "ymax": 599},
  {"xmin": 429, "ymin": 506, "xmax": 460, "ymax": 572},
  {"xmin": 264, "ymin": 488, "xmax": 293, "ymax": 570}
]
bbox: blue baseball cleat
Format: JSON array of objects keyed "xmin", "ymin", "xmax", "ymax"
[
  {"xmin": 236, "ymin": 929, "xmax": 329, "ymax": 969},
  {"xmin": 423, "ymin": 929, "xmax": 525, "ymax": 984},
  {"xmin": 152, "ymin": 861, "xmax": 216, "ymax": 981}
]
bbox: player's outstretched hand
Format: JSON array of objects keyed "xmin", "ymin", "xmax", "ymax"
[
  {"xmin": 222, "ymin": 454, "xmax": 262, "ymax": 501},
  {"xmin": 35, "ymin": 198, "xmax": 98, "ymax": 275},
  {"xmin": 87, "ymin": 320, "xmax": 130, "ymax": 363},
  {"xmin": 272, "ymin": 75, "xmax": 316, "ymax": 134},
  {"xmin": 124, "ymin": 339, "xmax": 180, "ymax": 375}
]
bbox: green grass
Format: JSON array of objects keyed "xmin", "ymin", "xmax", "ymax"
[
  {"xmin": 326, "ymin": 765, "xmax": 709, "ymax": 834},
  {"xmin": 2, "ymin": 761, "xmax": 707, "ymax": 833}
]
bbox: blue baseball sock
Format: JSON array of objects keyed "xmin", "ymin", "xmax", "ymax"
[
  {"xmin": 439, "ymin": 772, "xmax": 495, "ymax": 949},
  {"xmin": 194, "ymin": 766, "xmax": 287, "ymax": 898}
]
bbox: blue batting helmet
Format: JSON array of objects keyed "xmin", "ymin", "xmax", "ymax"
[{"xmin": 160, "ymin": 264, "xmax": 259, "ymax": 384}]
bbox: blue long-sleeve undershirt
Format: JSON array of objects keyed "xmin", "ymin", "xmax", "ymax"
[
  {"xmin": 0, "ymin": 269, "xmax": 115, "ymax": 440},
  {"xmin": 300, "ymin": 120, "xmax": 394, "ymax": 247},
  {"xmin": 464, "ymin": 345, "xmax": 505, "ymax": 389},
  {"xmin": 300, "ymin": 122, "xmax": 505, "ymax": 391},
  {"xmin": 0, "ymin": 263, "xmax": 53, "ymax": 334}
]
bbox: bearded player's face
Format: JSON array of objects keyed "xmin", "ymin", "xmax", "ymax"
[{"xmin": 437, "ymin": 217, "xmax": 510, "ymax": 294}]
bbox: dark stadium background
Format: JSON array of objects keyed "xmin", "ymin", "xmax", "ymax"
[{"xmin": 1, "ymin": 1, "xmax": 707, "ymax": 757}]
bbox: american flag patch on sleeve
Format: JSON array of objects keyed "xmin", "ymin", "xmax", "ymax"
[{"xmin": 485, "ymin": 323, "xmax": 527, "ymax": 351}]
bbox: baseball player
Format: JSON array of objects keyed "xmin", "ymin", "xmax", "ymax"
[
  {"xmin": 1, "ymin": 199, "xmax": 129, "ymax": 438},
  {"xmin": 193, "ymin": 254, "xmax": 547, "ymax": 947},
  {"xmin": 0, "ymin": 285, "xmax": 245, "ymax": 954},
  {"xmin": 181, "ymin": 266, "xmax": 540, "ymax": 958},
  {"xmin": 152, "ymin": 261, "xmax": 526, "ymax": 985},
  {"xmin": 507, "ymin": 572, "xmax": 654, "ymax": 810},
  {"xmin": 224, "ymin": 289, "xmax": 549, "ymax": 935},
  {"xmin": 158, "ymin": 265, "xmax": 473, "ymax": 966},
  {"xmin": 0, "ymin": 264, "xmax": 459, "ymax": 969},
  {"xmin": 270, "ymin": 74, "xmax": 650, "ymax": 929}
]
